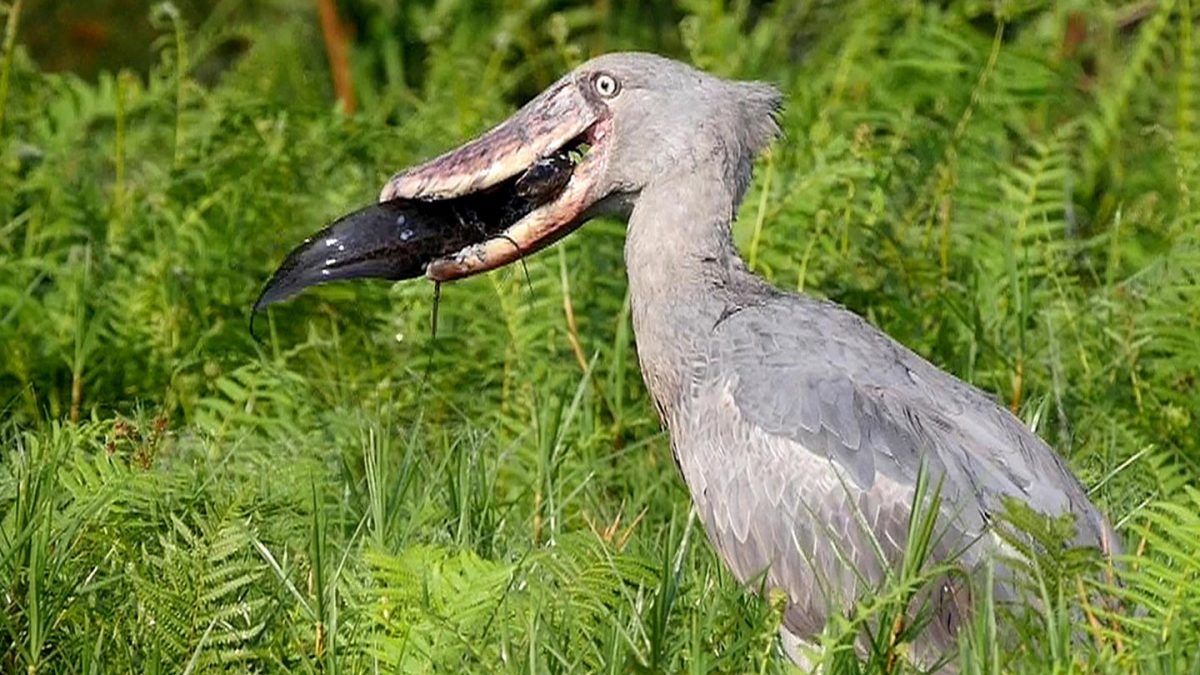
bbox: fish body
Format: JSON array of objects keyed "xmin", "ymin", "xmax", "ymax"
[{"xmin": 254, "ymin": 151, "xmax": 574, "ymax": 310}]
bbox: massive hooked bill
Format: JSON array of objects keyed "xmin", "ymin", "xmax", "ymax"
[{"xmin": 253, "ymin": 151, "xmax": 575, "ymax": 311}]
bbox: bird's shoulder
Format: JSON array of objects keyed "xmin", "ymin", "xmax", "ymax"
[{"xmin": 697, "ymin": 292, "xmax": 1100, "ymax": 535}]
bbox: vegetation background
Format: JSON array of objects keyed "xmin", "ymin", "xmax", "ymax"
[{"xmin": 2, "ymin": 0, "xmax": 1199, "ymax": 671}]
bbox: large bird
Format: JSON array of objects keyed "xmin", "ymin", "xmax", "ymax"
[{"xmin": 274, "ymin": 53, "xmax": 1120, "ymax": 669}]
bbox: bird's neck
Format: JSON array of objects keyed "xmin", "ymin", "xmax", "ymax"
[{"xmin": 624, "ymin": 162, "xmax": 755, "ymax": 411}]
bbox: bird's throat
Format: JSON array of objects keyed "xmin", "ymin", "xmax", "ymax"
[{"xmin": 624, "ymin": 166, "xmax": 745, "ymax": 410}]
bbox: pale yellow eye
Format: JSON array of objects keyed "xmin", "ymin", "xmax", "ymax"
[{"xmin": 593, "ymin": 73, "xmax": 620, "ymax": 99}]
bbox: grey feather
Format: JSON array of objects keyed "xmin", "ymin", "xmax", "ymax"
[
  {"xmin": 450, "ymin": 53, "xmax": 1124, "ymax": 671},
  {"xmin": 661, "ymin": 291, "xmax": 1116, "ymax": 662}
]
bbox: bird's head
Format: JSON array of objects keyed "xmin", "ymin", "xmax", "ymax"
[{"xmin": 379, "ymin": 52, "xmax": 782, "ymax": 281}]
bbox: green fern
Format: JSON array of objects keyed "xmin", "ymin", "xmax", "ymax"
[{"xmin": 129, "ymin": 516, "xmax": 270, "ymax": 669}]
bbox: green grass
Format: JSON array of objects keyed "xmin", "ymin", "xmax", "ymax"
[{"xmin": 3, "ymin": 0, "xmax": 1200, "ymax": 672}]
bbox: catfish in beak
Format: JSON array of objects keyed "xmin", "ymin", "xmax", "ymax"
[
  {"xmin": 253, "ymin": 151, "xmax": 574, "ymax": 311},
  {"xmin": 255, "ymin": 65, "xmax": 617, "ymax": 311},
  {"xmin": 377, "ymin": 71, "xmax": 614, "ymax": 282}
]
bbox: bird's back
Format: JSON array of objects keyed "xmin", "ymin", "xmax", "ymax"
[{"xmin": 659, "ymin": 286, "xmax": 1116, "ymax": 666}]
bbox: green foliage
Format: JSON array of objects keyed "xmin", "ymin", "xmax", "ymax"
[
  {"xmin": 366, "ymin": 533, "xmax": 659, "ymax": 671},
  {"xmin": 128, "ymin": 517, "xmax": 270, "ymax": 669},
  {"xmin": 2, "ymin": 0, "xmax": 1200, "ymax": 672},
  {"xmin": 818, "ymin": 466, "xmax": 964, "ymax": 674}
]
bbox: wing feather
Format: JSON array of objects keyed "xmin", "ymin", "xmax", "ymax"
[{"xmin": 665, "ymin": 294, "xmax": 1116, "ymax": 659}]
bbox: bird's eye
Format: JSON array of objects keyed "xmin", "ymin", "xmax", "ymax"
[{"xmin": 592, "ymin": 73, "xmax": 620, "ymax": 99}]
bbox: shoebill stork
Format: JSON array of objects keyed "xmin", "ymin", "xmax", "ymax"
[{"xmin": 271, "ymin": 53, "xmax": 1120, "ymax": 668}]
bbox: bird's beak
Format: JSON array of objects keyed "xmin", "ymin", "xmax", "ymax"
[
  {"xmin": 379, "ymin": 75, "xmax": 613, "ymax": 282},
  {"xmin": 254, "ymin": 75, "xmax": 614, "ymax": 312}
]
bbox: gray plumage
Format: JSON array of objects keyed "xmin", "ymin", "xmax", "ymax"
[
  {"xmin": 376, "ymin": 51, "xmax": 1120, "ymax": 670},
  {"xmin": 572, "ymin": 53, "xmax": 1118, "ymax": 668}
]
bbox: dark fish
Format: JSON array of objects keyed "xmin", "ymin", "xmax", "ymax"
[
  {"xmin": 253, "ymin": 151, "xmax": 574, "ymax": 311},
  {"xmin": 515, "ymin": 152, "xmax": 574, "ymax": 201}
]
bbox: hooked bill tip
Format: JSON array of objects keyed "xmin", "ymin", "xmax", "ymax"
[{"xmin": 252, "ymin": 200, "xmax": 450, "ymax": 312}]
